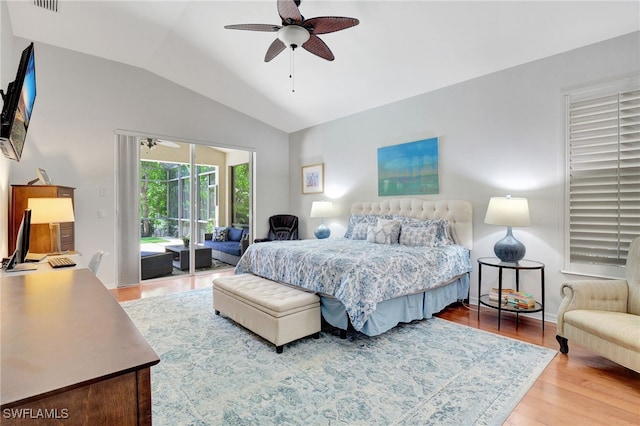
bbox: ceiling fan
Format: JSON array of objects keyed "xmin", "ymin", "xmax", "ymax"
[
  {"xmin": 224, "ymin": 0, "xmax": 359, "ymax": 62},
  {"xmin": 140, "ymin": 138, "xmax": 180, "ymax": 150}
]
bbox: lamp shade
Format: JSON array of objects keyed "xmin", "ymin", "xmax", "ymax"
[
  {"xmin": 484, "ymin": 196, "xmax": 530, "ymax": 227},
  {"xmin": 310, "ymin": 201, "xmax": 334, "ymax": 218},
  {"xmin": 28, "ymin": 198, "xmax": 75, "ymax": 224}
]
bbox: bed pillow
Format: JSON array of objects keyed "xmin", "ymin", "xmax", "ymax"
[
  {"xmin": 399, "ymin": 219, "xmax": 454, "ymax": 247},
  {"xmin": 367, "ymin": 221, "xmax": 401, "ymax": 245},
  {"xmin": 350, "ymin": 223, "xmax": 370, "ymax": 240},
  {"xmin": 377, "ymin": 219, "xmax": 402, "ymax": 244},
  {"xmin": 344, "ymin": 214, "xmax": 392, "ymax": 239},
  {"xmin": 213, "ymin": 227, "xmax": 228, "ymax": 242},
  {"xmin": 393, "ymin": 217, "xmax": 456, "ymax": 244},
  {"xmin": 392, "ymin": 215, "xmax": 443, "ymax": 228},
  {"xmin": 432, "ymin": 219, "xmax": 456, "ymax": 246}
]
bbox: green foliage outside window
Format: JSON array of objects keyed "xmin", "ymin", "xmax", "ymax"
[
  {"xmin": 233, "ymin": 163, "xmax": 250, "ymax": 225},
  {"xmin": 140, "ymin": 161, "xmax": 168, "ymax": 237},
  {"xmin": 141, "ymin": 161, "xmax": 219, "ymax": 239}
]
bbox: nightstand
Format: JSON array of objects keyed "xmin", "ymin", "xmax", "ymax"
[{"xmin": 477, "ymin": 257, "xmax": 545, "ymax": 331}]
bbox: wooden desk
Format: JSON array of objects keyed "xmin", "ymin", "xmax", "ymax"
[
  {"xmin": 1, "ymin": 254, "xmax": 84, "ymax": 277},
  {"xmin": 1, "ymin": 269, "xmax": 160, "ymax": 425}
]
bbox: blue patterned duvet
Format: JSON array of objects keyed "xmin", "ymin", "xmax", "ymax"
[{"xmin": 235, "ymin": 239, "xmax": 472, "ymax": 331}]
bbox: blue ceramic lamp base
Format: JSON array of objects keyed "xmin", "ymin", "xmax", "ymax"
[
  {"xmin": 494, "ymin": 227, "xmax": 526, "ymax": 263},
  {"xmin": 314, "ymin": 223, "xmax": 330, "ymax": 239}
]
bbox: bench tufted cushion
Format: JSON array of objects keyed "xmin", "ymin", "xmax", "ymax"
[{"xmin": 213, "ymin": 274, "xmax": 319, "ymax": 318}]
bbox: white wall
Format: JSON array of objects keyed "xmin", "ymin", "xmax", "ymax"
[
  {"xmin": 4, "ymin": 37, "xmax": 289, "ymax": 288},
  {"xmin": 289, "ymin": 32, "xmax": 640, "ymax": 323}
]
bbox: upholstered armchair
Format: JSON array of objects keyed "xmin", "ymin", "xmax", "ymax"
[
  {"xmin": 556, "ymin": 236, "xmax": 640, "ymax": 372},
  {"xmin": 254, "ymin": 215, "xmax": 299, "ymax": 243}
]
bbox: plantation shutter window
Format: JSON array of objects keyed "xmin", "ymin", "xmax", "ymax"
[{"xmin": 566, "ymin": 84, "xmax": 640, "ymax": 275}]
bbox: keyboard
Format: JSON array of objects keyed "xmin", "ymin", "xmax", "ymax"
[{"xmin": 48, "ymin": 257, "xmax": 77, "ymax": 268}]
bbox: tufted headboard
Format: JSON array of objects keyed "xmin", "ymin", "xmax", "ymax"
[{"xmin": 350, "ymin": 198, "xmax": 473, "ymax": 250}]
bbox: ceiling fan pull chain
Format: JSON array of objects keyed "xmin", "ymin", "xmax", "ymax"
[{"xmin": 290, "ymin": 48, "xmax": 295, "ymax": 93}]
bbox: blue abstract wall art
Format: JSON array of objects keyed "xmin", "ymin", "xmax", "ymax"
[{"xmin": 378, "ymin": 137, "xmax": 439, "ymax": 196}]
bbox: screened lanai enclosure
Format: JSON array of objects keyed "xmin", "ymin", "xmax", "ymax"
[{"xmin": 140, "ymin": 161, "xmax": 219, "ymax": 242}]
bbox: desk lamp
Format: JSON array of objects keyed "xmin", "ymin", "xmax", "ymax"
[
  {"xmin": 310, "ymin": 201, "xmax": 333, "ymax": 239},
  {"xmin": 28, "ymin": 198, "xmax": 75, "ymax": 254},
  {"xmin": 484, "ymin": 195, "xmax": 530, "ymax": 263}
]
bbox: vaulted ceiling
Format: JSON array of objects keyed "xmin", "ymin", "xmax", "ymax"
[{"xmin": 6, "ymin": 1, "xmax": 640, "ymax": 133}]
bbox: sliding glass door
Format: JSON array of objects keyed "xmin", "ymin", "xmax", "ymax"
[
  {"xmin": 123, "ymin": 136, "xmax": 251, "ymax": 282},
  {"xmin": 117, "ymin": 133, "xmax": 254, "ymax": 286}
]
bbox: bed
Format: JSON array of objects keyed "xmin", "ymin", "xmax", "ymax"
[{"xmin": 235, "ymin": 198, "xmax": 473, "ymax": 336}]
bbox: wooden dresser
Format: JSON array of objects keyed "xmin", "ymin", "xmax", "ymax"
[
  {"xmin": 1, "ymin": 269, "xmax": 160, "ymax": 425},
  {"xmin": 9, "ymin": 185, "xmax": 75, "ymax": 254}
]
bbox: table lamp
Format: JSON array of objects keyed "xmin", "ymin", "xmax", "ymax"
[
  {"xmin": 310, "ymin": 201, "xmax": 333, "ymax": 239},
  {"xmin": 484, "ymin": 195, "xmax": 530, "ymax": 263},
  {"xmin": 28, "ymin": 198, "xmax": 75, "ymax": 254}
]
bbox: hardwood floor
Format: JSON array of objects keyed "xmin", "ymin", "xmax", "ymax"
[{"xmin": 111, "ymin": 273, "xmax": 640, "ymax": 425}]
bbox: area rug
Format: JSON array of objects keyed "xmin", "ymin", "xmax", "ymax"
[
  {"xmin": 121, "ymin": 288, "xmax": 556, "ymax": 425},
  {"xmin": 165, "ymin": 259, "xmax": 235, "ymax": 277}
]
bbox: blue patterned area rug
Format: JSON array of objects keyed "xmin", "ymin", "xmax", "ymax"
[{"xmin": 121, "ymin": 288, "xmax": 556, "ymax": 425}]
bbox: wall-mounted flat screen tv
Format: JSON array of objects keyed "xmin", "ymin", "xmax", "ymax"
[{"xmin": 0, "ymin": 42, "xmax": 37, "ymax": 161}]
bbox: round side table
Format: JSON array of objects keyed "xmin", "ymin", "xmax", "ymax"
[{"xmin": 477, "ymin": 257, "xmax": 545, "ymax": 331}]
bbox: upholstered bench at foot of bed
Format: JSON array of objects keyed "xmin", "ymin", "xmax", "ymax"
[{"xmin": 212, "ymin": 274, "xmax": 321, "ymax": 353}]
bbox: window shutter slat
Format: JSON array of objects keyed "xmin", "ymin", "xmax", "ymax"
[{"xmin": 567, "ymin": 86, "xmax": 640, "ymax": 269}]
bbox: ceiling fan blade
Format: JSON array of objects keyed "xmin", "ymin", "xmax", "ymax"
[
  {"xmin": 278, "ymin": 0, "xmax": 302, "ymax": 24},
  {"xmin": 302, "ymin": 35, "xmax": 334, "ymax": 61},
  {"xmin": 224, "ymin": 24, "xmax": 280, "ymax": 32},
  {"xmin": 157, "ymin": 140, "xmax": 180, "ymax": 148},
  {"xmin": 265, "ymin": 38, "xmax": 287, "ymax": 62},
  {"xmin": 303, "ymin": 17, "xmax": 359, "ymax": 35}
]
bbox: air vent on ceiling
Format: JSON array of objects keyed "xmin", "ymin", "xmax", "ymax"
[{"xmin": 33, "ymin": 0, "xmax": 58, "ymax": 12}]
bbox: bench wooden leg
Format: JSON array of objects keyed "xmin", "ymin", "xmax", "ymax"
[
  {"xmin": 276, "ymin": 345, "xmax": 283, "ymax": 354},
  {"xmin": 339, "ymin": 329, "xmax": 347, "ymax": 339},
  {"xmin": 215, "ymin": 310, "xmax": 220, "ymax": 315}
]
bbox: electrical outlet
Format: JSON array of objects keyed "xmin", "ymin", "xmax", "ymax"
[
  {"xmin": 99, "ymin": 187, "xmax": 107, "ymax": 197},
  {"xmin": 98, "ymin": 209, "xmax": 105, "ymax": 219}
]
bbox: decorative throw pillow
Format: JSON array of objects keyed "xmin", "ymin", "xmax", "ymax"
[
  {"xmin": 227, "ymin": 226, "xmax": 244, "ymax": 242},
  {"xmin": 400, "ymin": 219, "xmax": 454, "ymax": 247},
  {"xmin": 213, "ymin": 227, "xmax": 228, "ymax": 242},
  {"xmin": 367, "ymin": 222, "xmax": 399, "ymax": 245},
  {"xmin": 399, "ymin": 226, "xmax": 435, "ymax": 246},
  {"xmin": 350, "ymin": 223, "xmax": 370, "ymax": 240},
  {"xmin": 344, "ymin": 214, "xmax": 392, "ymax": 239},
  {"xmin": 377, "ymin": 219, "xmax": 402, "ymax": 244},
  {"xmin": 393, "ymin": 215, "xmax": 439, "ymax": 228},
  {"xmin": 431, "ymin": 219, "xmax": 455, "ymax": 246},
  {"xmin": 389, "ymin": 216, "xmax": 459, "ymax": 246}
]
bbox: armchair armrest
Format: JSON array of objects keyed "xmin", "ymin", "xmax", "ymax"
[
  {"xmin": 557, "ymin": 279, "xmax": 628, "ymax": 336},
  {"xmin": 204, "ymin": 233, "xmax": 213, "ymax": 241}
]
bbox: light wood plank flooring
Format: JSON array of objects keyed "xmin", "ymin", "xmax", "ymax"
[{"xmin": 110, "ymin": 272, "xmax": 640, "ymax": 425}]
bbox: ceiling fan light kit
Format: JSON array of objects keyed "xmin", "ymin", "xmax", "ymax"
[
  {"xmin": 141, "ymin": 138, "xmax": 158, "ymax": 151},
  {"xmin": 278, "ymin": 25, "xmax": 310, "ymax": 49}
]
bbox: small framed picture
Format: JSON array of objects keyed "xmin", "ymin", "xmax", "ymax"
[
  {"xmin": 301, "ymin": 163, "xmax": 324, "ymax": 194},
  {"xmin": 36, "ymin": 168, "xmax": 52, "ymax": 185}
]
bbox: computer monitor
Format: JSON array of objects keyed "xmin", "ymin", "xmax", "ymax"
[{"xmin": 5, "ymin": 209, "xmax": 32, "ymax": 270}]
